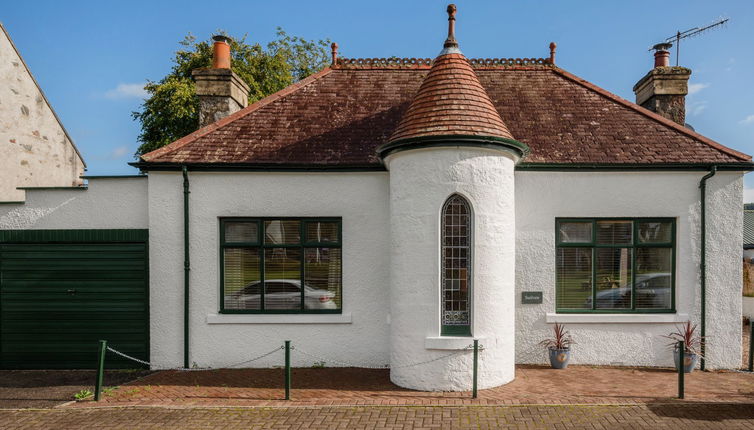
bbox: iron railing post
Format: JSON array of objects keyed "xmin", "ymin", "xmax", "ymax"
[
  {"xmin": 94, "ymin": 340, "xmax": 107, "ymax": 401},
  {"xmin": 472, "ymin": 339, "xmax": 478, "ymax": 399},
  {"xmin": 749, "ymin": 318, "xmax": 754, "ymax": 372},
  {"xmin": 284, "ymin": 340, "xmax": 291, "ymax": 400},
  {"xmin": 678, "ymin": 340, "xmax": 685, "ymax": 399}
]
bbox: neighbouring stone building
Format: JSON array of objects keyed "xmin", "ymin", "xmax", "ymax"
[
  {"xmin": 0, "ymin": 5, "xmax": 749, "ymax": 391},
  {"xmin": 0, "ymin": 22, "xmax": 85, "ymax": 202}
]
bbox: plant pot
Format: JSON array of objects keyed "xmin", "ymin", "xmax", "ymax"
[
  {"xmin": 548, "ymin": 348, "xmax": 570, "ymax": 369},
  {"xmin": 673, "ymin": 348, "xmax": 698, "ymax": 373}
]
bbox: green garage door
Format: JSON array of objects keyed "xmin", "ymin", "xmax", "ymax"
[{"xmin": 0, "ymin": 230, "xmax": 149, "ymax": 369}]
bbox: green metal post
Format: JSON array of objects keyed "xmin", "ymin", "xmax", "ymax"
[
  {"xmin": 284, "ymin": 340, "xmax": 291, "ymax": 400},
  {"xmin": 472, "ymin": 339, "xmax": 478, "ymax": 399},
  {"xmin": 749, "ymin": 318, "xmax": 754, "ymax": 372},
  {"xmin": 94, "ymin": 340, "xmax": 107, "ymax": 401},
  {"xmin": 678, "ymin": 340, "xmax": 685, "ymax": 399}
]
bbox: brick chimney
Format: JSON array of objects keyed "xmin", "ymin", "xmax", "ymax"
[
  {"xmin": 192, "ymin": 35, "xmax": 250, "ymax": 128},
  {"xmin": 632, "ymin": 43, "xmax": 691, "ymax": 126}
]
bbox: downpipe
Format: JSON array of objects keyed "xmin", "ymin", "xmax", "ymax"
[
  {"xmin": 698, "ymin": 165, "xmax": 717, "ymax": 371},
  {"xmin": 182, "ymin": 166, "xmax": 191, "ymax": 369}
]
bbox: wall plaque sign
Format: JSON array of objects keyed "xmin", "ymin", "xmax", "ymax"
[{"xmin": 521, "ymin": 291, "xmax": 543, "ymax": 304}]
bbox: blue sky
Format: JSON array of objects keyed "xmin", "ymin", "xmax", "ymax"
[{"xmin": 3, "ymin": 1, "xmax": 753, "ymax": 191}]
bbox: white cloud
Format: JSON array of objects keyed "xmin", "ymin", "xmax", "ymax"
[
  {"xmin": 740, "ymin": 115, "xmax": 754, "ymax": 125},
  {"xmin": 107, "ymin": 145, "xmax": 129, "ymax": 160},
  {"xmin": 687, "ymin": 100, "xmax": 708, "ymax": 117},
  {"xmin": 745, "ymin": 188, "xmax": 754, "ymax": 204},
  {"xmin": 687, "ymin": 83, "xmax": 709, "ymax": 95},
  {"xmin": 104, "ymin": 83, "xmax": 148, "ymax": 100}
]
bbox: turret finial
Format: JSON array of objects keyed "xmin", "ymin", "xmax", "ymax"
[{"xmin": 444, "ymin": 4, "xmax": 458, "ymax": 49}]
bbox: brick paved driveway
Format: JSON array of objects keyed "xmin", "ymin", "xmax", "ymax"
[
  {"xmin": 2, "ymin": 404, "xmax": 754, "ymax": 429},
  {"xmin": 75, "ymin": 365, "xmax": 754, "ymax": 407}
]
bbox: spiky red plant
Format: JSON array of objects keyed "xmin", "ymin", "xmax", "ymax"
[
  {"xmin": 663, "ymin": 321, "xmax": 704, "ymax": 356},
  {"xmin": 539, "ymin": 323, "xmax": 575, "ymax": 350}
]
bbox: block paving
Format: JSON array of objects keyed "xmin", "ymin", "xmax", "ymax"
[
  {"xmin": 68, "ymin": 364, "xmax": 754, "ymax": 408},
  {"xmin": 2, "ymin": 404, "xmax": 754, "ymax": 429}
]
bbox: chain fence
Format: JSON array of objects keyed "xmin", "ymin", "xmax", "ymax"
[
  {"xmin": 106, "ymin": 345, "xmax": 285, "ymax": 372},
  {"xmin": 105, "ymin": 342, "xmax": 483, "ymax": 372}
]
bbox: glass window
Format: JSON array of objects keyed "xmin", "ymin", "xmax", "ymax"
[
  {"xmin": 556, "ymin": 219, "xmax": 674, "ymax": 313},
  {"xmin": 224, "ymin": 222, "xmax": 258, "ymax": 244},
  {"xmin": 441, "ymin": 195, "xmax": 472, "ymax": 336},
  {"xmin": 221, "ymin": 218, "xmax": 341, "ymax": 313},
  {"xmin": 558, "ymin": 222, "xmax": 592, "ymax": 243}
]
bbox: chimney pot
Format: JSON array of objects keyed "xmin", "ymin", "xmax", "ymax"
[
  {"xmin": 212, "ymin": 35, "xmax": 232, "ymax": 69},
  {"xmin": 653, "ymin": 50, "xmax": 670, "ymax": 68}
]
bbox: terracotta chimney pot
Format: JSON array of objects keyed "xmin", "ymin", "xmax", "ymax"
[{"xmin": 212, "ymin": 35, "xmax": 232, "ymax": 69}]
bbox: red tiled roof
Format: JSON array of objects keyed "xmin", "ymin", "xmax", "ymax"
[
  {"xmin": 388, "ymin": 53, "xmax": 514, "ymax": 144},
  {"xmin": 139, "ymin": 60, "xmax": 750, "ymax": 167}
]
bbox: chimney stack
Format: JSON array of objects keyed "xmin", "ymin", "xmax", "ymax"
[
  {"xmin": 632, "ymin": 43, "xmax": 691, "ymax": 126},
  {"xmin": 192, "ymin": 35, "xmax": 250, "ymax": 128}
]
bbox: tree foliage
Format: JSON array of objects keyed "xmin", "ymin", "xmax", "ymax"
[{"xmin": 133, "ymin": 29, "xmax": 330, "ymax": 156}]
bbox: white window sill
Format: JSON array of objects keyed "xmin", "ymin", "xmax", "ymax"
[
  {"xmin": 425, "ymin": 336, "xmax": 486, "ymax": 350},
  {"xmin": 206, "ymin": 313, "xmax": 352, "ymax": 324},
  {"xmin": 546, "ymin": 313, "xmax": 689, "ymax": 324}
]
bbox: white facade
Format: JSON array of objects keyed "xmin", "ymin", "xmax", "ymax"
[{"xmin": 0, "ymin": 168, "xmax": 744, "ymax": 387}]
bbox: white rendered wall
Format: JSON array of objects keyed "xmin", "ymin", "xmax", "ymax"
[
  {"xmin": 148, "ymin": 171, "xmax": 391, "ymax": 369},
  {"xmin": 515, "ymin": 171, "xmax": 743, "ymax": 369},
  {"xmin": 0, "ymin": 177, "xmax": 147, "ymax": 229},
  {"xmin": 385, "ymin": 147, "xmax": 517, "ymax": 391}
]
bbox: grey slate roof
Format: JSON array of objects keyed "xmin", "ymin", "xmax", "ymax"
[{"xmin": 744, "ymin": 210, "xmax": 754, "ymax": 248}]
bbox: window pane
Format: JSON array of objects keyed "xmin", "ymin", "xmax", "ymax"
[
  {"xmin": 596, "ymin": 221, "xmax": 632, "ymax": 245},
  {"xmin": 304, "ymin": 248, "xmax": 341, "ymax": 310},
  {"xmin": 224, "ymin": 222, "xmax": 258, "ymax": 243},
  {"xmin": 442, "ymin": 195, "xmax": 471, "ymax": 327},
  {"xmin": 264, "ymin": 248, "xmax": 302, "ymax": 310},
  {"xmin": 558, "ymin": 222, "xmax": 592, "ymax": 243},
  {"xmin": 305, "ymin": 222, "xmax": 339, "ymax": 244},
  {"xmin": 595, "ymin": 248, "xmax": 632, "ymax": 309},
  {"xmin": 264, "ymin": 220, "xmax": 300, "ymax": 245},
  {"xmin": 637, "ymin": 222, "xmax": 673, "ymax": 244},
  {"xmin": 635, "ymin": 248, "xmax": 672, "ymax": 309},
  {"xmin": 556, "ymin": 248, "xmax": 592, "ymax": 309},
  {"xmin": 223, "ymin": 248, "xmax": 261, "ymax": 310}
]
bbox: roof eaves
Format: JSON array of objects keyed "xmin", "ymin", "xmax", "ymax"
[
  {"xmin": 550, "ymin": 67, "xmax": 751, "ymax": 162},
  {"xmin": 0, "ymin": 22, "xmax": 86, "ymax": 168},
  {"xmin": 140, "ymin": 66, "xmax": 336, "ymax": 163}
]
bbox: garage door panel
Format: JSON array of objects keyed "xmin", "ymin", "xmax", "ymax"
[{"xmin": 0, "ymin": 232, "xmax": 149, "ymax": 369}]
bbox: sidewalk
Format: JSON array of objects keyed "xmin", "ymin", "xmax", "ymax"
[{"xmin": 68, "ymin": 365, "xmax": 754, "ymax": 408}]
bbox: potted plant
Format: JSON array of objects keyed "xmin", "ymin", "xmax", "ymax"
[
  {"xmin": 663, "ymin": 321, "xmax": 703, "ymax": 373},
  {"xmin": 539, "ymin": 323, "xmax": 574, "ymax": 369}
]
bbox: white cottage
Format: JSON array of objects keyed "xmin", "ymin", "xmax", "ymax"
[{"xmin": 0, "ymin": 6, "xmax": 749, "ymax": 391}]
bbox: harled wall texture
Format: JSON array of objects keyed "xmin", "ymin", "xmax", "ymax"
[{"xmin": 0, "ymin": 25, "xmax": 85, "ymax": 202}]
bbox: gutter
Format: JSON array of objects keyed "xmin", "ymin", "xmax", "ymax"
[
  {"xmin": 182, "ymin": 166, "xmax": 191, "ymax": 369},
  {"xmin": 698, "ymin": 165, "xmax": 717, "ymax": 371}
]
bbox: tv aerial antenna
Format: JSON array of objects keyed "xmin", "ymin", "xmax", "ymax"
[{"xmin": 651, "ymin": 17, "xmax": 729, "ymax": 66}]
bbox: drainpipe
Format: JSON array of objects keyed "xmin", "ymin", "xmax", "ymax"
[
  {"xmin": 698, "ymin": 165, "xmax": 717, "ymax": 371},
  {"xmin": 182, "ymin": 166, "xmax": 191, "ymax": 369}
]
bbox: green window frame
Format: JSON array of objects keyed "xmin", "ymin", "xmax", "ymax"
[
  {"xmin": 555, "ymin": 218, "xmax": 676, "ymax": 314},
  {"xmin": 219, "ymin": 217, "xmax": 342, "ymax": 314}
]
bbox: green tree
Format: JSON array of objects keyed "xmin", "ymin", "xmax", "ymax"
[{"xmin": 133, "ymin": 29, "xmax": 330, "ymax": 155}]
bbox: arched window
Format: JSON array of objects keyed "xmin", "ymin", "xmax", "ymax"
[{"xmin": 441, "ymin": 195, "xmax": 472, "ymax": 336}]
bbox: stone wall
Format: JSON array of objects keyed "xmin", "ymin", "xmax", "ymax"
[{"xmin": 0, "ymin": 24, "xmax": 85, "ymax": 202}]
